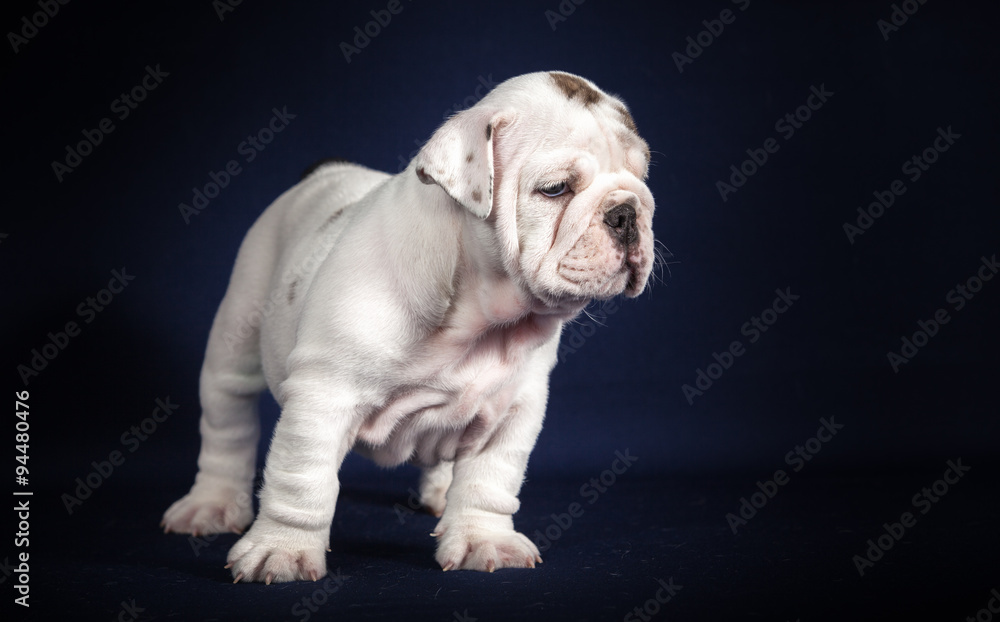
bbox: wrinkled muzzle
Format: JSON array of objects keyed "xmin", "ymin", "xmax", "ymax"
[{"xmin": 555, "ymin": 188, "xmax": 654, "ymax": 301}]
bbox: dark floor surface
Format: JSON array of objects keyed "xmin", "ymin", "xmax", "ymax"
[{"xmin": 25, "ymin": 461, "xmax": 998, "ymax": 622}]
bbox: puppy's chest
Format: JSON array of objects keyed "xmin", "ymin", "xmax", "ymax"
[{"xmin": 355, "ymin": 311, "xmax": 556, "ymax": 457}]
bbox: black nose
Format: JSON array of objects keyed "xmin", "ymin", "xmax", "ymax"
[{"xmin": 603, "ymin": 204, "xmax": 638, "ymax": 247}]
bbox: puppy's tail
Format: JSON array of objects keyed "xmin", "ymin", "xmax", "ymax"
[{"xmin": 300, "ymin": 157, "xmax": 353, "ymax": 180}]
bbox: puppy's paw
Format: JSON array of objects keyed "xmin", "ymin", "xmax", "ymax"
[
  {"xmin": 433, "ymin": 512, "xmax": 542, "ymax": 572},
  {"xmin": 162, "ymin": 484, "xmax": 253, "ymax": 536},
  {"xmin": 226, "ymin": 518, "xmax": 328, "ymax": 584}
]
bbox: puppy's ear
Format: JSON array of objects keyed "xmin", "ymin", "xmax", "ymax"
[{"xmin": 414, "ymin": 108, "xmax": 513, "ymax": 219}]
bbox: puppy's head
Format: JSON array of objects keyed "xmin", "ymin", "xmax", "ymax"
[{"xmin": 414, "ymin": 71, "xmax": 655, "ymax": 313}]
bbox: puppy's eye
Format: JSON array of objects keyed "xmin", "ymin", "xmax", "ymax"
[{"xmin": 538, "ymin": 181, "xmax": 569, "ymax": 198}]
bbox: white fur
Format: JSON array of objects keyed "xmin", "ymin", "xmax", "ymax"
[{"xmin": 162, "ymin": 72, "xmax": 655, "ymax": 582}]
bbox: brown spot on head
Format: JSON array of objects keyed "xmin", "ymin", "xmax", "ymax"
[
  {"xmin": 466, "ymin": 152, "xmax": 474, "ymax": 163},
  {"xmin": 549, "ymin": 72, "xmax": 603, "ymax": 106},
  {"xmin": 287, "ymin": 279, "xmax": 299, "ymax": 304},
  {"xmin": 610, "ymin": 100, "xmax": 650, "ymax": 173},
  {"xmin": 472, "ymin": 188, "xmax": 482, "ymax": 203},
  {"xmin": 614, "ymin": 102, "xmax": 638, "ymax": 133}
]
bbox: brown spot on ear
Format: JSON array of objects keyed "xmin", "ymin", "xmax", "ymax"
[
  {"xmin": 466, "ymin": 152, "xmax": 474, "ymax": 163},
  {"xmin": 318, "ymin": 209, "xmax": 343, "ymax": 232},
  {"xmin": 486, "ymin": 124, "xmax": 492, "ymax": 140},
  {"xmin": 472, "ymin": 188, "xmax": 482, "ymax": 203},
  {"xmin": 549, "ymin": 72, "xmax": 603, "ymax": 106}
]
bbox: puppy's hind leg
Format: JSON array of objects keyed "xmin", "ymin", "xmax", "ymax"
[
  {"xmin": 162, "ymin": 217, "xmax": 279, "ymax": 536},
  {"xmin": 419, "ymin": 461, "xmax": 453, "ymax": 518}
]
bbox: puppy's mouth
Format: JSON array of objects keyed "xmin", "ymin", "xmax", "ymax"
[
  {"xmin": 604, "ymin": 257, "xmax": 641, "ymax": 298},
  {"xmin": 622, "ymin": 249, "xmax": 651, "ymax": 297},
  {"xmin": 552, "ymin": 210, "xmax": 649, "ymax": 293},
  {"xmin": 550, "ymin": 245, "xmax": 643, "ymax": 302}
]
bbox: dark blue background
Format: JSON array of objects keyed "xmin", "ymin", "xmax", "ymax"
[{"xmin": 4, "ymin": 1, "xmax": 998, "ymax": 620}]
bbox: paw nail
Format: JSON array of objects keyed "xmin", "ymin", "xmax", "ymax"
[
  {"xmin": 224, "ymin": 563, "xmax": 233, "ymax": 569},
  {"xmin": 265, "ymin": 573, "xmax": 273, "ymax": 585},
  {"xmin": 429, "ymin": 532, "xmax": 441, "ymax": 537},
  {"xmin": 442, "ymin": 562, "xmax": 454, "ymax": 572},
  {"xmin": 486, "ymin": 560, "xmax": 496, "ymax": 573},
  {"xmin": 233, "ymin": 573, "xmax": 244, "ymax": 584},
  {"xmin": 310, "ymin": 571, "xmax": 319, "ymax": 582}
]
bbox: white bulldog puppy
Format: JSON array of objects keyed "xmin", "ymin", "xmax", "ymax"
[{"xmin": 162, "ymin": 71, "xmax": 656, "ymax": 583}]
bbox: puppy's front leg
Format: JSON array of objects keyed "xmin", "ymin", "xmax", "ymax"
[
  {"xmin": 227, "ymin": 377, "xmax": 356, "ymax": 584},
  {"xmin": 433, "ymin": 388, "xmax": 547, "ymax": 572}
]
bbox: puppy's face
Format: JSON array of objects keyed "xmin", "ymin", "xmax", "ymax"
[{"xmin": 415, "ymin": 72, "xmax": 655, "ymax": 313}]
